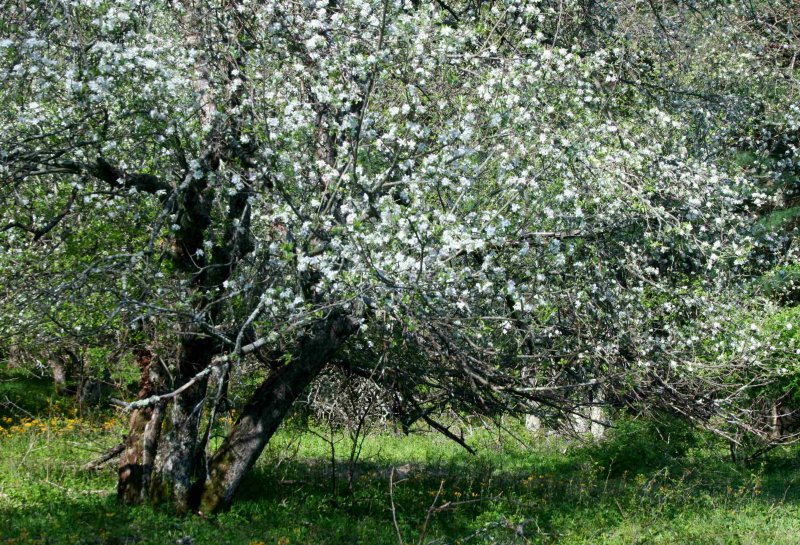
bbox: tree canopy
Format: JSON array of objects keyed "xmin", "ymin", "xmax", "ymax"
[{"xmin": 1, "ymin": 0, "xmax": 798, "ymax": 513}]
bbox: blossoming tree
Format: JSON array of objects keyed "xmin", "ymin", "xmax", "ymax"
[{"xmin": 1, "ymin": 0, "xmax": 795, "ymax": 512}]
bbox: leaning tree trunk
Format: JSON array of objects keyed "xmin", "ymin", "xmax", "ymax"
[{"xmin": 197, "ymin": 312, "xmax": 359, "ymax": 513}]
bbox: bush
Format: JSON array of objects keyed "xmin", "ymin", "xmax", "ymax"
[{"xmin": 586, "ymin": 414, "xmax": 698, "ymax": 475}]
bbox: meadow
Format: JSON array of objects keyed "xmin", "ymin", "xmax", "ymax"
[{"xmin": 2, "ymin": 372, "xmax": 800, "ymax": 545}]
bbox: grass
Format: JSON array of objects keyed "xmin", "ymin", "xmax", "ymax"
[{"xmin": 2, "ymin": 374, "xmax": 800, "ymax": 544}]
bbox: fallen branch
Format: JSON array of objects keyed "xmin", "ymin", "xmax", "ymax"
[
  {"xmin": 82, "ymin": 442, "xmax": 125, "ymax": 471},
  {"xmin": 422, "ymin": 415, "xmax": 476, "ymax": 455},
  {"xmin": 389, "ymin": 467, "xmax": 405, "ymax": 545}
]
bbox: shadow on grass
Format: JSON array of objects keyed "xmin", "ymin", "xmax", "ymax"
[
  {"xmin": 229, "ymin": 432, "xmax": 800, "ymax": 545},
  {"xmin": 3, "ymin": 425, "xmax": 800, "ymax": 545},
  {"xmin": 0, "ymin": 370, "xmax": 61, "ymax": 419}
]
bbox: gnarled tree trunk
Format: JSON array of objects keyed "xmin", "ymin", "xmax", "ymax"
[
  {"xmin": 118, "ymin": 349, "xmax": 165, "ymax": 503},
  {"xmin": 149, "ymin": 335, "xmax": 214, "ymax": 510},
  {"xmin": 117, "ymin": 312, "xmax": 358, "ymax": 513}
]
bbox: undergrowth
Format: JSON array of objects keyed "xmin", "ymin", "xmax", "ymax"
[{"xmin": 1, "ymin": 375, "xmax": 800, "ymax": 544}]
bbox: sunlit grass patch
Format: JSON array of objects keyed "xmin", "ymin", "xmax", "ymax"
[{"xmin": 3, "ymin": 412, "xmax": 800, "ymax": 544}]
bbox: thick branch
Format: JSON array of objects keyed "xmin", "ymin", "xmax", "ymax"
[
  {"xmin": 87, "ymin": 157, "xmax": 170, "ymax": 194},
  {"xmin": 197, "ymin": 311, "xmax": 360, "ymax": 512}
]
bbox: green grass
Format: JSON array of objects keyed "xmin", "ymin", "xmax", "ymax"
[
  {"xmin": 2, "ymin": 377, "xmax": 800, "ymax": 544},
  {"xmin": 0, "ymin": 369, "xmax": 70, "ymax": 419}
]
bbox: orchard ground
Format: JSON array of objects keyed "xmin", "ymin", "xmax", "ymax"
[{"xmin": 2, "ymin": 370, "xmax": 800, "ymax": 545}]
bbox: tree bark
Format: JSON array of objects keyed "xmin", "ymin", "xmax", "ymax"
[
  {"xmin": 149, "ymin": 335, "xmax": 214, "ymax": 511},
  {"xmin": 50, "ymin": 348, "xmax": 79, "ymax": 395},
  {"xmin": 197, "ymin": 312, "xmax": 359, "ymax": 513},
  {"xmin": 50, "ymin": 356, "xmax": 69, "ymax": 395},
  {"xmin": 118, "ymin": 349, "xmax": 165, "ymax": 503}
]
